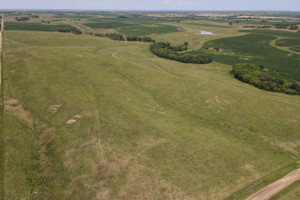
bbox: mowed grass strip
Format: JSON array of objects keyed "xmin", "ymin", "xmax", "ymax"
[
  {"xmin": 4, "ymin": 22, "xmax": 77, "ymax": 31},
  {"xmin": 2, "ymin": 30, "xmax": 300, "ymax": 199}
]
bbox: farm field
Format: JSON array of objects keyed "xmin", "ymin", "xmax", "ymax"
[
  {"xmin": 198, "ymin": 31, "xmax": 300, "ymax": 81},
  {"xmin": 0, "ymin": 11, "xmax": 300, "ymax": 200}
]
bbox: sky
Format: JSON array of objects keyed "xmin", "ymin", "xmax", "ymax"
[{"xmin": 0, "ymin": 0, "xmax": 300, "ymax": 11}]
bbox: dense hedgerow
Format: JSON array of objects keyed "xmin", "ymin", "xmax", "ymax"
[
  {"xmin": 126, "ymin": 36, "xmax": 154, "ymax": 42},
  {"xmin": 58, "ymin": 27, "xmax": 82, "ymax": 34},
  {"xmin": 94, "ymin": 33, "xmax": 154, "ymax": 42},
  {"xmin": 231, "ymin": 63, "xmax": 300, "ymax": 95},
  {"xmin": 150, "ymin": 42, "xmax": 212, "ymax": 64}
]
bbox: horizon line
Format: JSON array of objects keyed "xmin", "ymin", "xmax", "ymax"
[{"xmin": 0, "ymin": 9, "xmax": 300, "ymax": 12}]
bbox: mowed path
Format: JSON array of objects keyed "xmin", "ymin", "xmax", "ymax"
[
  {"xmin": 269, "ymin": 37, "xmax": 300, "ymax": 56},
  {"xmin": 246, "ymin": 168, "xmax": 300, "ymax": 200}
]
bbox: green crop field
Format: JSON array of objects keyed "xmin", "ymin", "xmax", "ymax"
[
  {"xmin": 1, "ymin": 11, "xmax": 300, "ymax": 200},
  {"xmin": 184, "ymin": 22, "xmax": 233, "ymax": 28},
  {"xmin": 5, "ymin": 22, "xmax": 77, "ymax": 31},
  {"xmin": 240, "ymin": 29, "xmax": 300, "ymax": 38},
  {"xmin": 82, "ymin": 17, "xmax": 182, "ymax": 36},
  {"xmin": 276, "ymin": 39, "xmax": 300, "ymax": 47},
  {"xmin": 290, "ymin": 47, "xmax": 300, "ymax": 53},
  {"xmin": 276, "ymin": 39, "xmax": 300, "ymax": 53},
  {"xmin": 198, "ymin": 33, "xmax": 300, "ymax": 81},
  {"xmin": 119, "ymin": 24, "xmax": 181, "ymax": 36},
  {"xmin": 84, "ymin": 22, "xmax": 133, "ymax": 29}
]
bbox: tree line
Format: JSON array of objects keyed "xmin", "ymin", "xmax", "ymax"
[
  {"xmin": 92, "ymin": 32, "xmax": 211, "ymax": 64},
  {"xmin": 274, "ymin": 23, "xmax": 299, "ymax": 30},
  {"xmin": 15, "ymin": 14, "xmax": 39, "ymax": 22},
  {"xmin": 231, "ymin": 63, "xmax": 300, "ymax": 95},
  {"xmin": 150, "ymin": 42, "xmax": 212, "ymax": 64},
  {"xmin": 243, "ymin": 25, "xmax": 272, "ymax": 29},
  {"xmin": 126, "ymin": 36, "xmax": 154, "ymax": 42},
  {"xmin": 95, "ymin": 33, "xmax": 125, "ymax": 41},
  {"xmin": 94, "ymin": 33, "xmax": 155, "ymax": 43},
  {"xmin": 58, "ymin": 27, "xmax": 82, "ymax": 35}
]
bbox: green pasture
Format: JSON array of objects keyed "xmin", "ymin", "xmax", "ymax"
[
  {"xmin": 4, "ymin": 22, "xmax": 77, "ymax": 32},
  {"xmin": 1, "ymin": 30, "xmax": 300, "ymax": 199}
]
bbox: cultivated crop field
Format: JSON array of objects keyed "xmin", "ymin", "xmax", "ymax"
[
  {"xmin": 0, "ymin": 11, "xmax": 300, "ymax": 200},
  {"xmin": 199, "ymin": 32, "xmax": 300, "ymax": 81}
]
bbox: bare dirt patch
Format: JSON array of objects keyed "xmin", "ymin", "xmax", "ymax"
[
  {"xmin": 224, "ymin": 100, "xmax": 230, "ymax": 104},
  {"xmin": 5, "ymin": 98, "xmax": 36, "ymax": 129},
  {"xmin": 288, "ymin": 119, "xmax": 298, "ymax": 123},
  {"xmin": 48, "ymin": 104, "xmax": 62, "ymax": 113},
  {"xmin": 215, "ymin": 96, "xmax": 220, "ymax": 104},
  {"xmin": 66, "ymin": 113, "xmax": 83, "ymax": 124},
  {"xmin": 66, "ymin": 119, "xmax": 76, "ymax": 124},
  {"xmin": 73, "ymin": 114, "xmax": 82, "ymax": 119}
]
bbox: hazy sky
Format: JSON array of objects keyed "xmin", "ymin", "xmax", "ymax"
[{"xmin": 0, "ymin": 0, "xmax": 300, "ymax": 11}]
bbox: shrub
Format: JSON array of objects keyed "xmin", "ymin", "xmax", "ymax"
[
  {"xmin": 95, "ymin": 33, "xmax": 124, "ymax": 41},
  {"xmin": 150, "ymin": 42, "xmax": 212, "ymax": 64},
  {"xmin": 231, "ymin": 63, "xmax": 300, "ymax": 95},
  {"xmin": 58, "ymin": 27, "xmax": 82, "ymax": 34}
]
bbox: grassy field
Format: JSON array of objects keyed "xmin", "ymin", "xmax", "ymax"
[
  {"xmin": 2, "ymin": 29, "xmax": 300, "ymax": 199},
  {"xmin": 198, "ymin": 33, "xmax": 300, "ymax": 81},
  {"xmin": 4, "ymin": 22, "xmax": 77, "ymax": 31}
]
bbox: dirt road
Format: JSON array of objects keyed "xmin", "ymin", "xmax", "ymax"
[
  {"xmin": 0, "ymin": 16, "xmax": 3, "ymax": 51},
  {"xmin": 0, "ymin": 15, "xmax": 3, "ymax": 86},
  {"xmin": 245, "ymin": 168, "xmax": 300, "ymax": 200}
]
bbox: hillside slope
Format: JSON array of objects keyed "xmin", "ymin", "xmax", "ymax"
[{"xmin": 2, "ymin": 30, "xmax": 300, "ymax": 199}]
